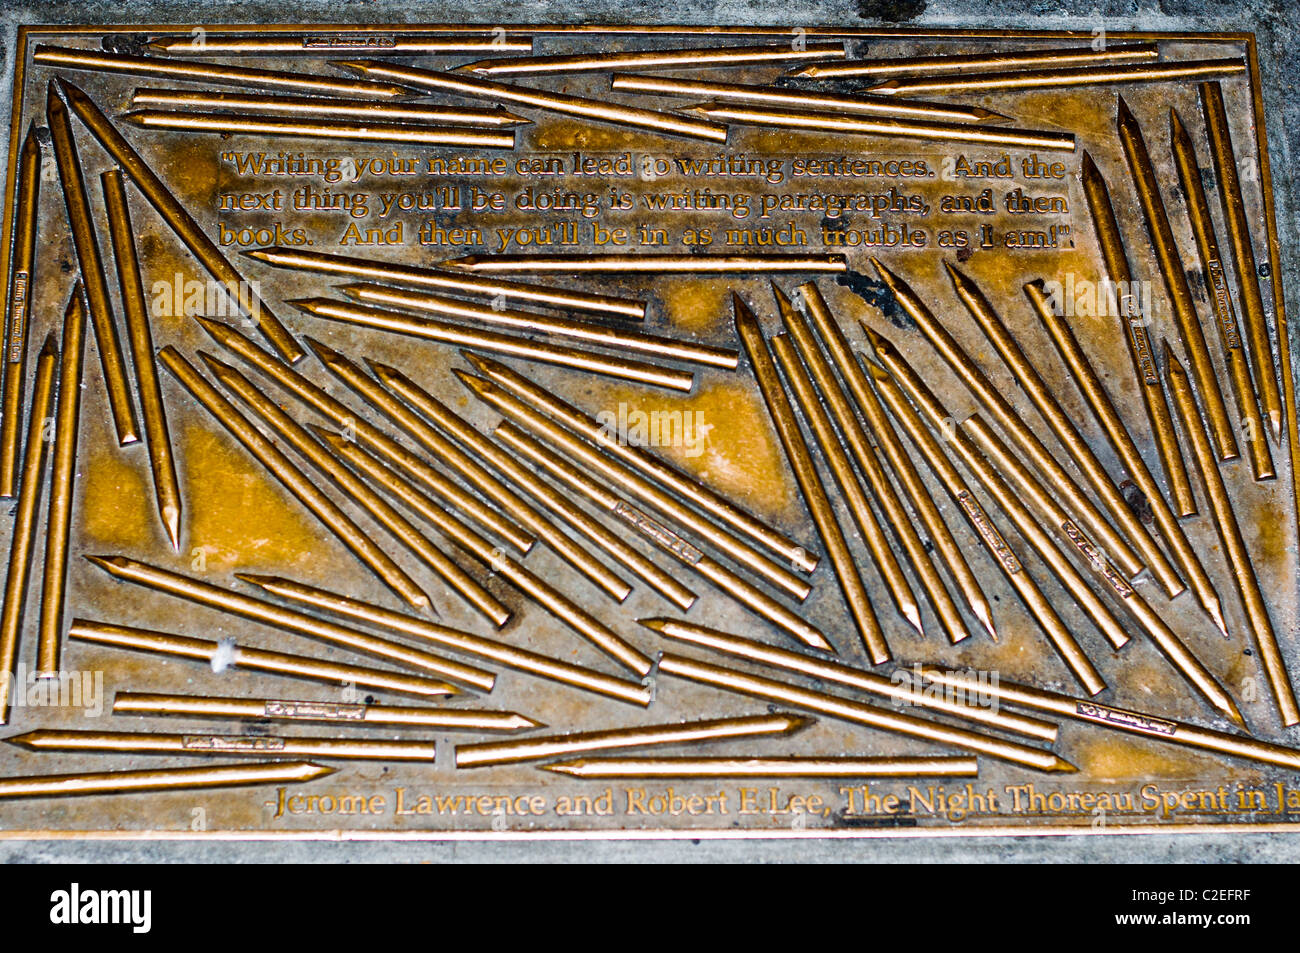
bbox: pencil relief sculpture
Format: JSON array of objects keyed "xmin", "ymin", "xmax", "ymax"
[{"xmin": 0, "ymin": 24, "xmax": 1295, "ymax": 835}]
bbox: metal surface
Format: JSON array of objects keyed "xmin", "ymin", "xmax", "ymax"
[{"xmin": 0, "ymin": 22, "xmax": 1296, "ymax": 854}]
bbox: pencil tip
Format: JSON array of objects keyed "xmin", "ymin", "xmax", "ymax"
[
  {"xmin": 973, "ymin": 602, "xmax": 999, "ymax": 642},
  {"xmin": 453, "ymin": 368, "xmax": 490, "ymax": 396},
  {"xmin": 637, "ymin": 617, "xmax": 671, "ymax": 633},
  {"xmin": 302, "ymin": 335, "xmax": 341, "ymax": 364},
  {"xmin": 861, "ymin": 357, "xmax": 889, "ymax": 381},
  {"xmin": 1160, "ymin": 338, "xmax": 1180, "ymax": 369},
  {"xmin": 459, "ymin": 350, "xmax": 500, "ymax": 376},
  {"xmin": 1116, "ymin": 94, "xmax": 1135, "ymax": 124},
  {"xmin": 1206, "ymin": 598, "xmax": 1227, "ymax": 642},
  {"xmin": 163, "ymin": 505, "xmax": 181, "ymax": 551},
  {"xmin": 809, "ymin": 632, "xmax": 837, "ymax": 654},
  {"xmin": 902, "ymin": 603, "xmax": 926, "ymax": 638},
  {"xmin": 860, "ymin": 322, "xmax": 889, "ymax": 354},
  {"xmin": 317, "ymin": 429, "xmax": 349, "ymax": 451},
  {"xmin": 363, "ymin": 356, "xmax": 398, "ymax": 379},
  {"xmin": 1225, "ymin": 700, "xmax": 1248, "ymax": 731}
]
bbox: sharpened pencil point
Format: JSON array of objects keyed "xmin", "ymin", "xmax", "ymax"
[
  {"xmin": 1116, "ymin": 93, "xmax": 1135, "ymax": 126},
  {"xmin": 459, "ymin": 350, "xmax": 498, "ymax": 376},
  {"xmin": 302, "ymin": 335, "xmax": 343, "ymax": 364},
  {"xmin": 972, "ymin": 600, "xmax": 999, "ymax": 642},
  {"xmin": 363, "ymin": 356, "xmax": 400, "ymax": 380},
  {"xmin": 1207, "ymin": 597, "xmax": 1229, "ymax": 639},
  {"xmin": 901, "ymin": 602, "xmax": 926, "ymax": 638},
  {"xmin": 539, "ymin": 762, "xmax": 582, "ymax": 776},
  {"xmin": 453, "ymin": 368, "xmax": 492, "ymax": 397},
  {"xmin": 196, "ymin": 349, "xmax": 237, "ymax": 378},
  {"xmin": 286, "ymin": 297, "xmax": 323, "ymax": 315},
  {"xmin": 1225, "ymin": 698, "xmax": 1248, "ymax": 731},
  {"xmin": 973, "ymin": 107, "xmax": 1012, "ymax": 124},
  {"xmin": 860, "ymin": 322, "xmax": 890, "ymax": 356},
  {"xmin": 233, "ymin": 571, "xmax": 280, "ymax": 588},
  {"xmin": 162, "ymin": 505, "xmax": 181, "ymax": 551}
]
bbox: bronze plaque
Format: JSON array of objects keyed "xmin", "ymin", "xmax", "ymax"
[{"xmin": 0, "ymin": 24, "xmax": 1296, "ymax": 842}]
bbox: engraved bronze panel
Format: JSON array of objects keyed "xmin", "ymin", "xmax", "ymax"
[{"xmin": 0, "ymin": 25, "xmax": 1295, "ymax": 840}]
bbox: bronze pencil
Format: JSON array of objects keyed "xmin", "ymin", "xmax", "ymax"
[
  {"xmin": 101, "ymin": 169, "xmax": 183, "ymax": 549},
  {"xmin": 1169, "ymin": 107, "xmax": 1273, "ymax": 481},
  {"xmin": 158, "ymin": 346, "xmax": 433, "ymax": 612},
  {"xmin": 1117, "ymin": 95, "xmax": 1238, "ymax": 461},
  {"xmin": 70, "ymin": 618, "xmax": 460, "ymax": 698},
  {"xmin": 791, "ymin": 41, "xmax": 1158, "ymax": 79},
  {"xmin": 35, "ymin": 288, "xmax": 86, "ymax": 677},
  {"xmin": 0, "ymin": 124, "xmax": 41, "ymax": 498},
  {"xmin": 1200, "ymin": 80, "xmax": 1284, "ymax": 444},
  {"xmin": 34, "ymin": 44, "xmax": 410, "ymax": 98},
  {"xmin": 1080, "ymin": 150, "xmax": 1195, "ymax": 516},
  {"xmin": 493, "ymin": 420, "xmax": 833, "ymax": 652},
  {"xmin": 735, "ymin": 294, "xmax": 886, "ymax": 663},
  {"xmin": 46, "ymin": 84, "xmax": 139, "ymax": 446},
  {"xmin": 81, "ymin": 558, "xmax": 490, "ymax": 688},
  {"xmin": 460, "ymin": 351, "xmax": 816, "ymax": 573},
  {"xmin": 458, "ymin": 42, "xmax": 847, "ymax": 76},
  {"xmin": 859, "ymin": 57, "xmax": 1246, "ymax": 95},
  {"xmin": 334, "ymin": 59, "xmax": 729, "ymax": 141},
  {"xmin": 0, "ymin": 335, "xmax": 57, "ymax": 721},
  {"xmin": 1165, "ymin": 343, "xmax": 1297, "ymax": 726},
  {"xmin": 57, "ymin": 79, "xmax": 302, "ymax": 363}
]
